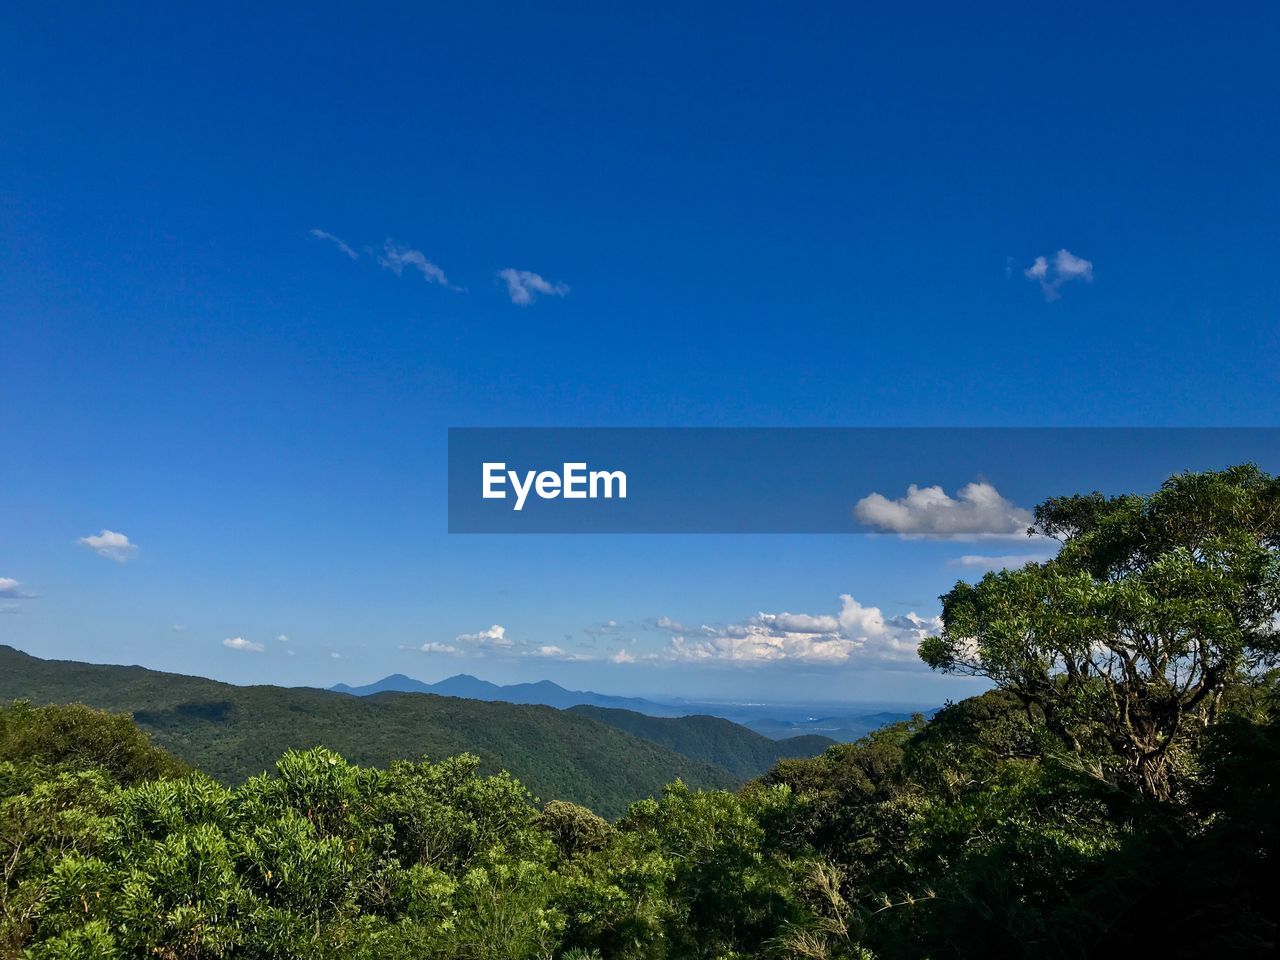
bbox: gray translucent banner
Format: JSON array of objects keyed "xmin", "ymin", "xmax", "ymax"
[{"xmin": 447, "ymin": 428, "xmax": 1280, "ymax": 534}]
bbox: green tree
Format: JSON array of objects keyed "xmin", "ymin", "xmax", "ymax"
[
  {"xmin": 921, "ymin": 464, "xmax": 1280, "ymax": 801},
  {"xmin": 0, "ymin": 765, "xmax": 116, "ymax": 956},
  {"xmin": 619, "ymin": 782, "xmax": 808, "ymax": 958},
  {"xmin": 0, "ymin": 701, "xmax": 188, "ymax": 786}
]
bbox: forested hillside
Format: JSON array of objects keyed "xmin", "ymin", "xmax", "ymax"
[
  {"xmin": 568, "ymin": 704, "xmax": 836, "ymax": 778},
  {"xmin": 0, "ymin": 646, "xmax": 737, "ymax": 817},
  {"xmin": 3, "ymin": 676, "xmax": 1276, "ymax": 959}
]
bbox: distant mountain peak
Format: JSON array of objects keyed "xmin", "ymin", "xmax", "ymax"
[
  {"xmin": 332, "ymin": 674, "xmax": 435, "ymax": 696},
  {"xmin": 329, "ymin": 672, "xmax": 665, "ymax": 713},
  {"xmin": 326, "ymin": 671, "xmax": 927, "ymax": 738}
]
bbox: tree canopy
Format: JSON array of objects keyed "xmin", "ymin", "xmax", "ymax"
[{"xmin": 921, "ymin": 464, "xmax": 1280, "ymax": 800}]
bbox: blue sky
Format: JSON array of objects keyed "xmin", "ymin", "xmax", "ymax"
[{"xmin": 2, "ymin": 3, "xmax": 1278, "ymax": 702}]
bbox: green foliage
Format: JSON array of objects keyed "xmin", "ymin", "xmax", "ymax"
[
  {"xmin": 0, "ymin": 733, "xmax": 848, "ymax": 960},
  {"xmin": 618, "ymin": 781, "xmax": 808, "ymax": 957},
  {"xmin": 922, "ymin": 464, "xmax": 1280, "ymax": 801},
  {"xmin": 0, "ymin": 764, "xmax": 117, "ymax": 956},
  {"xmin": 0, "ymin": 648, "xmax": 736, "ymax": 819},
  {"xmin": 539, "ymin": 800, "xmax": 612, "ymax": 858},
  {"xmin": 3, "ymin": 688, "xmax": 1277, "ymax": 958},
  {"xmin": 0, "ymin": 700, "xmax": 189, "ymax": 786}
]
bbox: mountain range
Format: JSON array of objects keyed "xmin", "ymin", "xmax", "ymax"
[
  {"xmin": 333, "ymin": 672, "xmax": 677, "ymax": 713},
  {"xmin": 332, "ymin": 673, "xmax": 926, "ymax": 737},
  {"xmin": 0, "ymin": 645, "xmax": 846, "ymax": 817}
]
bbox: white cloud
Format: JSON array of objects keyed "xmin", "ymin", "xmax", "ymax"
[
  {"xmin": 454, "ymin": 624, "xmax": 513, "ymax": 651},
  {"xmin": 171, "ymin": 624, "xmax": 185, "ymax": 632},
  {"xmin": 416, "ymin": 625, "xmax": 570, "ymax": 658},
  {"xmin": 420, "ymin": 642, "xmax": 459, "ymax": 655},
  {"xmin": 771, "ymin": 612, "xmax": 840, "ymax": 633},
  {"xmin": 949, "ymin": 552, "xmax": 1055, "ymax": 570},
  {"xmin": 611, "ymin": 647, "xmax": 636, "ymax": 664},
  {"xmin": 223, "ymin": 637, "xmax": 264, "ymax": 653},
  {"xmin": 498, "ymin": 268, "xmax": 569, "ymax": 305},
  {"xmin": 379, "ymin": 241, "xmax": 455, "ymax": 288},
  {"xmin": 0, "ymin": 578, "xmax": 35, "ymax": 599},
  {"xmin": 663, "ymin": 594, "xmax": 940, "ymax": 667},
  {"xmin": 309, "ymin": 228, "xmax": 358, "ymax": 260},
  {"xmin": 526, "ymin": 644, "xmax": 596, "ymax": 662},
  {"xmin": 77, "ymin": 529, "xmax": 138, "ymax": 562},
  {"xmin": 1024, "ymin": 248, "xmax": 1094, "ymax": 300},
  {"xmin": 855, "ymin": 482, "xmax": 1032, "ymax": 539},
  {"xmin": 276, "ymin": 634, "xmax": 290, "ymax": 643},
  {"xmin": 1054, "ymin": 249, "xmax": 1094, "ymax": 281},
  {"xmin": 653, "ymin": 615, "xmax": 694, "ymax": 634},
  {"xmin": 423, "ymin": 625, "xmax": 600, "ymax": 661},
  {"xmin": 330, "ymin": 652, "xmax": 342, "ymax": 659}
]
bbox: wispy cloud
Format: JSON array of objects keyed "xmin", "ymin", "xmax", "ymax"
[
  {"xmin": 309, "ymin": 228, "xmax": 359, "ymax": 260},
  {"xmin": 497, "ymin": 268, "xmax": 569, "ymax": 305},
  {"xmin": 0, "ymin": 578, "xmax": 36, "ymax": 599},
  {"xmin": 77, "ymin": 529, "xmax": 138, "ymax": 562},
  {"xmin": 307, "ymin": 232, "xmax": 575, "ymax": 305},
  {"xmin": 948, "ymin": 552, "xmax": 1055, "ymax": 570},
  {"xmin": 652, "ymin": 615, "xmax": 694, "ymax": 634},
  {"xmin": 306, "ymin": 231, "xmax": 453, "ymax": 287},
  {"xmin": 418, "ymin": 623, "xmax": 599, "ymax": 661},
  {"xmin": 380, "ymin": 241, "xmax": 457, "ymax": 289},
  {"xmin": 583, "ymin": 619, "xmax": 621, "ymax": 638},
  {"xmin": 420, "ymin": 642, "xmax": 459, "ymax": 655},
  {"xmin": 1024, "ymin": 248, "xmax": 1094, "ymax": 300},
  {"xmin": 223, "ymin": 637, "xmax": 264, "ymax": 653},
  {"xmin": 855, "ymin": 482, "xmax": 1032, "ymax": 539}
]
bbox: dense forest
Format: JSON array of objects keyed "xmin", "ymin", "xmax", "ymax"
[
  {"xmin": 2, "ymin": 465, "xmax": 1278, "ymax": 958},
  {"xmin": 565, "ymin": 706, "xmax": 835, "ymax": 779},
  {"xmin": 0, "ymin": 649, "xmax": 837, "ymax": 803},
  {"xmin": 0, "ymin": 648, "xmax": 743, "ymax": 818}
]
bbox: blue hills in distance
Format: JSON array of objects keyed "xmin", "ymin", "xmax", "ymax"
[
  {"xmin": 332, "ymin": 673, "xmax": 681, "ymax": 715},
  {"xmin": 331, "ymin": 673, "xmax": 929, "ymax": 741}
]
